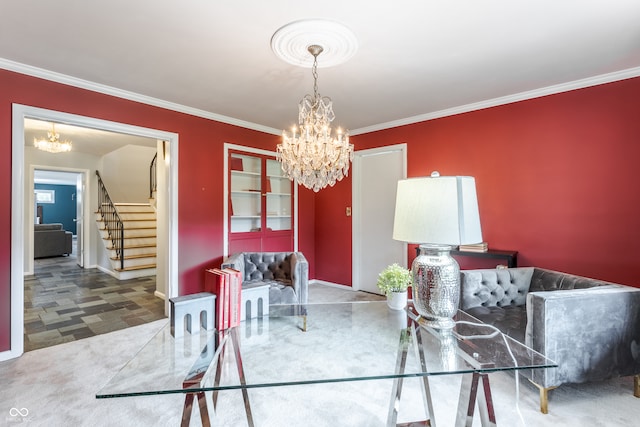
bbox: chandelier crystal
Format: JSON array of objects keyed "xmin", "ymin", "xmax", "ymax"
[
  {"xmin": 277, "ymin": 45, "xmax": 354, "ymax": 192},
  {"xmin": 34, "ymin": 123, "xmax": 72, "ymax": 153}
]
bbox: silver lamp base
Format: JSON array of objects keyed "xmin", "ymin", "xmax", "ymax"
[{"xmin": 411, "ymin": 244, "xmax": 460, "ymax": 329}]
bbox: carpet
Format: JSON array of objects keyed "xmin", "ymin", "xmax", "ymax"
[{"xmin": 0, "ymin": 284, "xmax": 637, "ymax": 426}]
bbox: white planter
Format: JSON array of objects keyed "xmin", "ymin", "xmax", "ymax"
[{"xmin": 386, "ymin": 290, "xmax": 408, "ymax": 310}]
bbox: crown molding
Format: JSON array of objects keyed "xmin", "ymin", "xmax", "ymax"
[
  {"xmin": 3, "ymin": 57, "xmax": 639, "ymax": 138},
  {"xmin": 350, "ymin": 66, "xmax": 640, "ymax": 135},
  {"xmin": 0, "ymin": 58, "xmax": 282, "ymax": 136}
]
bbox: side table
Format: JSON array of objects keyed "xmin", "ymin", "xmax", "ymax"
[
  {"xmin": 451, "ymin": 249, "xmax": 518, "ymax": 268},
  {"xmin": 415, "ymin": 247, "xmax": 518, "ymax": 268}
]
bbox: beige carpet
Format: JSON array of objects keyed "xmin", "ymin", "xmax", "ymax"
[{"xmin": 1, "ymin": 283, "xmax": 638, "ymax": 426}]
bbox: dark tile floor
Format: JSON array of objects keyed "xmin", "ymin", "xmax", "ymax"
[{"xmin": 24, "ymin": 241, "xmax": 166, "ymax": 351}]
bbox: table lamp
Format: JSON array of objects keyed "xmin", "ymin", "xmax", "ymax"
[{"xmin": 393, "ymin": 172, "xmax": 483, "ymax": 329}]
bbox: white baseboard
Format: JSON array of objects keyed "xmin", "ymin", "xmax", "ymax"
[
  {"xmin": 154, "ymin": 290, "xmax": 166, "ymax": 300},
  {"xmin": 96, "ymin": 265, "xmax": 119, "ymax": 279},
  {"xmin": 0, "ymin": 348, "xmax": 23, "ymax": 362},
  {"xmin": 310, "ymin": 279, "xmax": 357, "ymax": 291}
]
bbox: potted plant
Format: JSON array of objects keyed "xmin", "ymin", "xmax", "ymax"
[{"xmin": 377, "ymin": 263, "xmax": 412, "ymax": 310}]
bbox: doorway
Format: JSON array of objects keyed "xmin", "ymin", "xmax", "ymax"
[
  {"xmin": 32, "ymin": 168, "xmax": 88, "ymax": 270},
  {"xmin": 5, "ymin": 104, "xmax": 179, "ymax": 361},
  {"xmin": 352, "ymin": 144, "xmax": 407, "ymax": 294}
]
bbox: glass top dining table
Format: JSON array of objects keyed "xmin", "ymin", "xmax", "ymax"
[{"xmin": 96, "ymin": 301, "xmax": 556, "ymax": 426}]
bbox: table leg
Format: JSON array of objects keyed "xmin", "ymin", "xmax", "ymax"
[
  {"xmin": 387, "ymin": 325, "xmax": 435, "ymax": 427},
  {"xmin": 230, "ymin": 328, "xmax": 255, "ymax": 427},
  {"xmin": 455, "ymin": 372, "xmax": 496, "ymax": 427},
  {"xmin": 477, "ymin": 374, "xmax": 496, "ymax": 426},
  {"xmin": 387, "ymin": 328, "xmax": 410, "ymax": 426},
  {"xmin": 412, "ymin": 325, "xmax": 435, "ymax": 425},
  {"xmin": 181, "ymin": 392, "xmax": 211, "ymax": 427},
  {"xmin": 210, "ymin": 330, "xmax": 253, "ymax": 426},
  {"xmin": 211, "ymin": 335, "xmax": 227, "ymax": 410},
  {"xmin": 181, "ymin": 393, "xmax": 195, "ymax": 427},
  {"xmin": 197, "ymin": 392, "xmax": 212, "ymax": 427}
]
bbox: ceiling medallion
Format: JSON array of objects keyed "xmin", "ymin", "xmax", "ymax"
[{"xmin": 270, "ymin": 19, "xmax": 358, "ymax": 68}]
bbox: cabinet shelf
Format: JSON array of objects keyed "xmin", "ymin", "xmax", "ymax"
[
  {"xmin": 231, "ymin": 170, "xmax": 261, "ymax": 176},
  {"xmin": 231, "ymin": 190, "xmax": 261, "ymax": 195},
  {"xmin": 229, "ymin": 151, "xmax": 293, "ymax": 250}
]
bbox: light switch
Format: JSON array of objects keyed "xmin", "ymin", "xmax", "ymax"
[{"xmin": 346, "ymin": 207, "xmax": 351, "ymax": 216}]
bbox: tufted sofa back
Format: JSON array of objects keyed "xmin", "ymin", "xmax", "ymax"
[
  {"xmin": 243, "ymin": 252, "xmax": 295, "ymax": 283},
  {"xmin": 460, "ymin": 267, "xmax": 534, "ymax": 310},
  {"xmin": 529, "ymin": 268, "xmax": 614, "ymax": 292}
]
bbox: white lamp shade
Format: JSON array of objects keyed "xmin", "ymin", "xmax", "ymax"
[{"xmin": 392, "ymin": 175, "xmax": 483, "ymax": 245}]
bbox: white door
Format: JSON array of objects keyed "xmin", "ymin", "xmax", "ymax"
[
  {"xmin": 353, "ymin": 145, "xmax": 407, "ymax": 294},
  {"xmin": 75, "ymin": 173, "xmax": 84, "ymax": 267}
]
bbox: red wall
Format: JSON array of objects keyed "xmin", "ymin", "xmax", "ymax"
[
  {"xmin": 0, "ymin": 69, "xmax": 314, "ymax": 352},
  {"xmin": 313, "ymin": 175, "xmax": 353, "ymax": 285},
  {"xmin": 339, "ymin": 77, "xmax": 640, "ymax": 287},
  {"xmin": 3, "ymin": 68, "xmax": 640, "ymax": 353}
]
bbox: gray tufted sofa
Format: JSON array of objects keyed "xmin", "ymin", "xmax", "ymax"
[
  {"xmin": 222, "ymin": 252, "xmax": 309, "ymax": 305},
  {"xmin": 460, "ymin": 267, "xmax": 640, "ymax": 413}
]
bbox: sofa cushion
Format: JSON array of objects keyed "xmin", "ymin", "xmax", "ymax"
[
  {"xmin": 243, "ymin": 279, "xmax": 297, "ymax": 305},
  {"xmin": 465, "ymin": 305, "xmax": 527, "ymax": 343}
]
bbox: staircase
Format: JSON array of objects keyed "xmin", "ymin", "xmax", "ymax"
[
  {"xmin": 96, "ymin": 203, "xmax": 157, "ymax": 279},
  {"xmin": 95, "ymin": 170, "xmax": 157, "ymax": 280}
]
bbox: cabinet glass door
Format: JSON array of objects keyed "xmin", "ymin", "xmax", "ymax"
[
  {"xmin": 266, "ymin": 159, "xmax": 292, "ymax": 231},
  {"xmin": 228, "ymin": 150, "xmax": 294, "ymax": 254},
  {"xmin": 230, "ymin": 153, "xmax": 262, "ymax": 233}
]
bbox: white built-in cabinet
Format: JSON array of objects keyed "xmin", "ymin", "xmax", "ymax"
[{"xmin": 228, "ymin": 151, "xmax": 293, "ymax": 253}]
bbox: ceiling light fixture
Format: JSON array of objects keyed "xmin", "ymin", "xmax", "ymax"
[
  {"xmin": 277, "ymin": 44, "xmax": 354, "ymax": 192},
  {"xmin": 34, "ymin": 123, "xmax": 72, "ymax": 153}
]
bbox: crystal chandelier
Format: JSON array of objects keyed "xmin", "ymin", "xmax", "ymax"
[
  {"xmin": 34, "ymin": 123, "xmax": 72, "ymax": 153},
  {"xmin": 277, "ymin": 45, "xmax": 354, "ymax": 192}
]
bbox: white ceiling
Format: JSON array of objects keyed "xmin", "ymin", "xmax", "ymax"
[
  {"xmin": 24, "ymin": 118, "xmax": 157, "ymax": 157},
  {"xmin": 2, "ymin": 1, "xmax": 640, "ymax": 137},
  {"xmin": 33, "ymin": 169, "xmax": 80, "ymax": 186}
]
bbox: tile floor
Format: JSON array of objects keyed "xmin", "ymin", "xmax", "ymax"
[{"xmin": 24, "ymin": 240, "xmax": 165, "ymax": 351}]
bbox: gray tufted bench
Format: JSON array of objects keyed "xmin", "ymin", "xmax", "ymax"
[
  {"xmin": 460, "ymin": 267, "xmax": 640, "ymax": 414},
  {"xmin": 221, "ymin": 252, "xmax": 309, "ymax": 306}
]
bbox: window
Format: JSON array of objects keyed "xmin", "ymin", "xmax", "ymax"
[{"xmin": 34, "ymin": 189, "xmax": 55, "ymax": 204}]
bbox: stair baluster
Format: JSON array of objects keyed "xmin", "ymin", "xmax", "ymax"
[
  {"xmin": 96, "ymin": 171, "xmax": 125, "ymax": 271},
  {"xmin": 150, "ymin": 152, "xmax": 157, "ymax": 199}
]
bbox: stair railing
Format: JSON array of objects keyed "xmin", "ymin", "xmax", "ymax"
[
  {"xmin": 96, "ymin": 171, "xmax": 125, "ymax": 271},
  {"xmin": 149, "ymin": 152, "xmax": 158, "ymax": 199}
]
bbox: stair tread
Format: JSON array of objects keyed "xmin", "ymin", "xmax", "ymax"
[
  {"xmin": 96, "ymin": 219, "xmax": 156, "ymax": 224},
  {"xmin": 103, "ymin": 235, "xmax": 156, "ymax": 240},
  {"xmin": 113, "ymin": 202, "xmax": 152, "ymax": 205},
  {"xmin": 96, "ymin": 224, "xmax": 156, "ymax": 230},
  {"xmin": 111, "ymin": 253, "xmax": 157, "ymax": 261},
  {"xmin": 106, "ymin": 243, "xmax": 157, "ymax": 250},
  {"xmin": 95, "ymin": 212, "xmax": 156, "ymax": 222},
  {"xmin": 115, "ymin": 264, "xmax": 157, "ymax": 272}
]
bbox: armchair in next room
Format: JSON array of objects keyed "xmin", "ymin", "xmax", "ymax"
[{"xmin": 221, "ymin": 252, "xmax": 309, "ymax": 306}]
